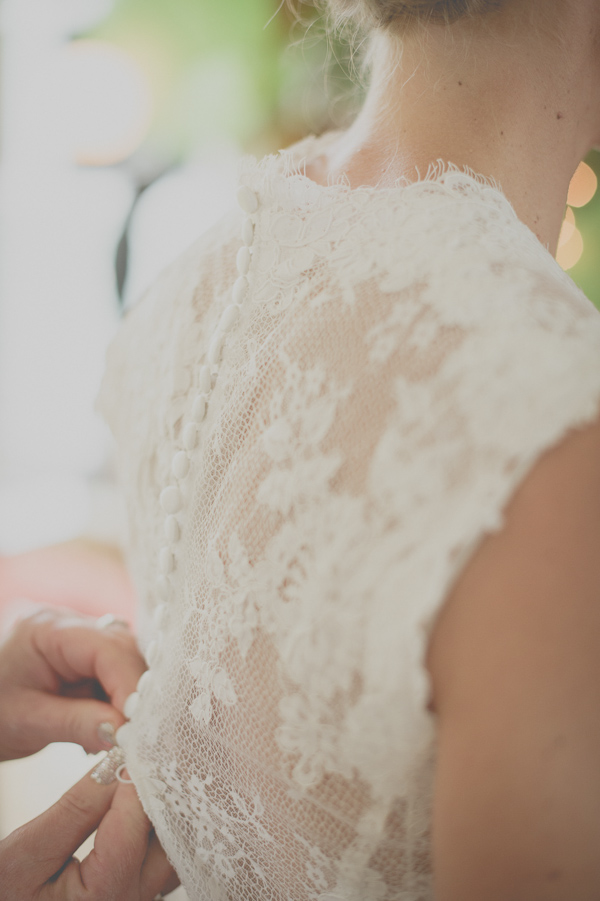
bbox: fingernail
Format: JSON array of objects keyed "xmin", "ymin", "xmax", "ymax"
[
  {"xmin": 90, "ymin": 746, "xmax": 125, "ymax": 785},
  {"xmin": 97, "ymin": 722, "xmax": 116, "ymax": 749},
  {"xmin": 95, "ymin": 614, "xmax": 130, "ymax": 631}
]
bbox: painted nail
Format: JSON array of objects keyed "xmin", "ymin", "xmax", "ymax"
[
  {"xmin": 97, "ymin": 722, "xmax": 116, "ymax": 748},
  {"xmin": 90, "ymin": 746, "xmax": 126, "ymax": 785},
  {"xmin": 95, "ymin": 614, "xmax": 130, "ymax": 631}
]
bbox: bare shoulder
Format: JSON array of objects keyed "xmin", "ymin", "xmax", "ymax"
[{"xmin": 426, "ymin": 413, "xmax": 600, "ymax": 900}]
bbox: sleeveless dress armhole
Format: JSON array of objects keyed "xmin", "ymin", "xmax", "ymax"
[{"xmin": 408, "ymin": 294, "xmax": 600, "ymax": 727}]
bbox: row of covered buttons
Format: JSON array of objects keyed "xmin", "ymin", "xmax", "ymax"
[{"xmin": 119, "ymin": 185, "xmax": 260, "ymax": 727}]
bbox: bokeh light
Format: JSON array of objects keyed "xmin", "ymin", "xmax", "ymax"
[
  {"xmin": 558, "ymin": 206, "xmax": 576, "ymax": 248},
  {"xmin": 567, "ymin": 161, "xmax": 598, "ymax": 209},
  {"xmin": 60, "ymin": 39, "xmax": 153, "ymax": 166},
  {"xmin": 557, "ymin": 216, "xmax": 584, "ymax": 271}
]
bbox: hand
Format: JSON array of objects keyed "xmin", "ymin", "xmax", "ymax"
[
  {"xmin": 0, "ymin": 765, "xmax": 178, "ymax": 900},
  {"xmin": 0, "ymin": 608, "xmax": 146, "ymax": 761}
]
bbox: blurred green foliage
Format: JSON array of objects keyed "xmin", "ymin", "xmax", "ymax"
[
  {"xmin": 570, "ymin": 151, "xmax": 600, "ymax": 309},
  {"xmin": 86, "ymin": 0, "xmax": 356, "ymax": 161},
  {"xmin": 88, "ymin": 0, "xmax": 288, "ymax": 158}
]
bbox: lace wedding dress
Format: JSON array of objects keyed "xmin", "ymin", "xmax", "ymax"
[{"xmin": 97, "ymin": 132, "xmax": 600, "ymax": 901}]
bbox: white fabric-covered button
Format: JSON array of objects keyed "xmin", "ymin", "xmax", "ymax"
[
  {"xmin": 159, "ymin": 547, "xmax": 174, "ymax": 574},
  {"xmin": 160, "ymin": 486, "xmax": 182, "ymax": 514},
  {"xmin": 137, "ymin": 670, "xmax": 152, "ymax": 693},
  {"xmin": 152, "ymin": 603, "xmax": 167, "ymax": 631},
  {"xmin": 172, "ymin": 451, "xmax": 190, "ymax": 480},
  {"xmin": 116, "ymin": 722, "xmax": 131, "ymax": 748},
  {"xmin": 236, "ymin": 245, "xmax": 251, "ymax": 275},
  {"xmin": 145, "ymin": 640, "xmax": 159, "ymax": 666},
  {"xmin": 242, "ymin": 218, "xmax": 254, "ymax": 246},
  {"xmin": 198, "ymin": 365, "xmax": 211, "ymax": 394},
  {"xmin": 218, "ymin": 304, "xmax": 240, "ymax": 334},
  {"xmin": 157, "ymin": 576, "xmax": 170, "ymax": 601},
  {"xmin": 165, "ymin": 515, "xmax": 180, "ymax": 543},
  {"xmin": 183, "ymin": 422, "xmax": 199, "ymax": 450},
  {"xmin": 124, "ymin": 691, "xmax": 140, "ymax": 720},
  {"xmin": 207, "ymin": 331, "xmax": 225, "ymax": 366},
  {"xmin": 236, "ymin": 186, "xmax": 258, "ymax": 214},
  {"xmin": 232, "ymin": 276, "xmax": 249, "ymax": 305},
  {"xmin": 192, "ymin": 395, "xmax": 207, "ymax": 423}
]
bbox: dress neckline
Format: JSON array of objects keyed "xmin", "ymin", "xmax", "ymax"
[{"xmin": 239, "ymin": 129, "xmax": 519, "ymax": 224}]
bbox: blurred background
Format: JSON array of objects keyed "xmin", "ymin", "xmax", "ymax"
[
  {"xmin": 0, "ymin": 0, "xmax": 357, "ymax": 565},
  {"xmin": 0, "ymin": 0, "xmax": 598, "ymax": 865}
]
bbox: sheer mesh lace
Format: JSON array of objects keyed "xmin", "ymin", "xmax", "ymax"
[{"xmin": 97, "ymin": 132, "xmax": 600, "ymax": 901}]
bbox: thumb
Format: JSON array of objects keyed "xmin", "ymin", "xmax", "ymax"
[
  {"xmin": 29, "ymin": 694, "xmax": 124, "ymax": 753},
  {"xmin": 83, "ymin": 783, "xmax": 153, "ymax": 890},
  {"xmin": 2, "ymin": 766, "xmax": 118, "ymax": 893}
]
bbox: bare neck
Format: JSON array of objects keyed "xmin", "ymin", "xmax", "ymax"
[{"xmin": 310, "ymin": 8, "xmax": 600, "ymax": 256}]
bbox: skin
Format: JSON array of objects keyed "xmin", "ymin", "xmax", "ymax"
[
  {"xmin": 308, "ymin": 0, "xmax": 600, "ymax": 256},
  {"xmin": 427, "ymin": 415, "xmax": 600, "ymax": 899},
  {"xmin": 0, "ymin": 610, "xmax": 178, "ymax": 899},
  {"xmin": 0, "ymin": 608, "xmax": 143, "ymax": 762},
  {"xmin": 307, "ymin": 2, "xmax": 600, "ymax": 897},
  {"xmin": 0, "ymin": 772, "xmax": 174, "ymax": 901}
]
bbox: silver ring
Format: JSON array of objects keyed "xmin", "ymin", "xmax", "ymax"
[
  {"xmin": 90, "ymin": 746, "xmax": 126, "ymax": 785},
  {"xmin": 95, "ymin": 613, "xmax": 129, "ymax": 631}
]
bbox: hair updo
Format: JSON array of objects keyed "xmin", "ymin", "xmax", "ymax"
[{"xmin": 326, "ymin": 0, "xmax": 504, "ymax": 31}]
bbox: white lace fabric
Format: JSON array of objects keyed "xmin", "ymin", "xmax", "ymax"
[{"xmin": 97, "ymin": 132, "xmax": 600, "ymax": 901}]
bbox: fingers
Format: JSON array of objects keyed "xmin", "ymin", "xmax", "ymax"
[
  {"xmin": 79, "ymin": 783, "xmax": 153, "ymax": 898},
  {"xmin": 20, "ymin": 693, "xmax": 126, "ymax": 754},
  {"xmin": 33, "ymin": 610, "xmax": 147, "ymax": 716},
  {"xmin": 140, "ymin": 834, "xmax": 180, "ymax": 901},
  {"xmin": 42, "ymin": 784, "xmax": 178, "ymax": 901},
  {"xmin": 0, "ymin": 766, "xmax": 118, "ymax": 893},
  {"xmin": 1, "ymin": 759, "xmax": 178, "ymax": 901},
  {"xmin": 97, "ymin": 790, "xmax": 179, "ymax": 901},
  {"xmin": 0, "ymin": 610, "xmax": 144, "ymax": 761}
]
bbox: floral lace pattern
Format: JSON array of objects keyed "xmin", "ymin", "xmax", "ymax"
[{"xmin": 97, "ymin": 131, "xmax": 600, "ymax": 900}]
